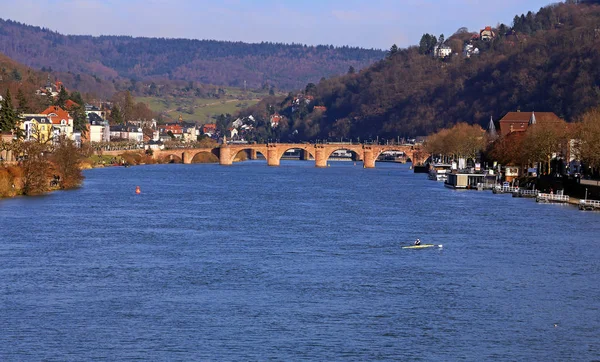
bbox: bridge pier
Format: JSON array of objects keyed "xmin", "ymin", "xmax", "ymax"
[
  {"xmin": 363, "ymin": 146, "xmax": 376, "ymax": 168},
  {"xmin": 249, "ymin": 149, "xmax": 258, "ymax": 160},
  {"xmin": 314, "ymin": 145, "xmax": 328, "ymax": 168},
  {"xmin": 267, "ymin": 144, "xmax": 280, "ymax": 166},
  {"xmin": 300, "ymin": 149, "xmax": 309, "ymax": 161},
  {"xmin": 182, "ymin": 152, "xmax": 192, "ymax": 164},
  {"xmin": 219, "ymin": 146, "xmax": 232, "ymax": 166}
]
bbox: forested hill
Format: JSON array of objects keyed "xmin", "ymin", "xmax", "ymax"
[
  {"xmin": 0, "ymin": 19, "xmax": 385, "ymax": 90},
  {"xmin": 244, "ymin": 2, "xmax": 600, "ymax": 141}
]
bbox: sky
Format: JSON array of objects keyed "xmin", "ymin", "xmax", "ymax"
[{"xmin": 1, "ymin": 0, "xmax": 555, "ymax": 50}]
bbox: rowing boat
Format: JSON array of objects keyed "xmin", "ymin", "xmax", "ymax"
[{"xmin": 401, "ymin": 244, "xmax": 443, "ymax": 249}]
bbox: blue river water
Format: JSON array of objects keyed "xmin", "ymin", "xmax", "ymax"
[{"xmin": 1, "ymin": 161, "xmax": 599, "ymax": 361}]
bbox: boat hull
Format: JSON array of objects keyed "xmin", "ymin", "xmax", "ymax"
[{"xmin": 401, "ymin": 244, "xmax": 442, "ymax": 249}]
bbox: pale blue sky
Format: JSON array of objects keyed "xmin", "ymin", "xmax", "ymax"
[{"xmin": 1, "ymin": 0, "xmax": 555, "ymax": 49}]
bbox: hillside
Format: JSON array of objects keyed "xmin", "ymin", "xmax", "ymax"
[
  {"xmin": 233, "ymin": 2, "xmax": 600, "ymax": 142},
  {"xmin": 0, "ymin": 19, "xmax": 385, "ymax": 91},
  {"xmin": 0, "ymin": 53, "xmax": 49, "ymax": 112}
]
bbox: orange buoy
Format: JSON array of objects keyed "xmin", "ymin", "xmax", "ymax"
[{"xmin": 135, "ymin": 186, "xmax": 141, "ymax": 194}]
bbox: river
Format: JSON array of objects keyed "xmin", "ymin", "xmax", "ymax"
[{"xmin": 1, "ymin": 161, "xmax": 599, "ymax": 361}]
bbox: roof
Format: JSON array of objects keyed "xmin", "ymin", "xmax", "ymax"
[
  {"xmin": 64, "ymin": 99, "xmax": 79, "ymax": 110},
  {"xmin": 22, "ymin": 115, "xmax": 52, "ymax": 124},
  {"xmin": 87, "ymin": 113, "xmax": 106, "ymax": 125},
  {"xmin": 110, "ymin": 124, "xmax": 142, "ymax": 132},
  {"xmin": 498, "ymin": 111, "xmax": 563, "ymax": 135},
  {"xmin": 499, "ymin": 111, "xmax": 562, "ymax": 123},
  {"xmin": 41, "ymin": 106, "xmax": 71, "ymax": 125}
]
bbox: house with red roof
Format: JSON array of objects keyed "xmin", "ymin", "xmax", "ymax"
[
  {"xmin": 41, "ymin": 106, "xmax": 74, "ymax": 140},
  {"xmin": 202, "ymin": 123, "xmax": 217, "ymax": 136},
  {"xmin": 480, "ymin": 26, "xmax": 496, "ymax": 41},
  {"xmin": 270, "ymin": 113, "xmax": 282, "ymax": 128},
  {"xmin": 498, "ymin": 111, "xmax": 563, "ymax": 136}
]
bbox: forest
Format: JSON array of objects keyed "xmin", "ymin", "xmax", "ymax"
[
  {"xmin": 232, "ymin": 2, "xmax": 600, "ymax": 142},
  {"xmin": 0, "ymin": 19, "xmax": 385, "ymax": 91}
]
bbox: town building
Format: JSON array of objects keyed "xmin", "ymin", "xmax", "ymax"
[
  {"xmin": 109, "ymin": 124, "xmax": 144, "ymax": 142},
  {"xmin": 41, "ymin": 106, "xmax": 74, "ymax": 140},
  {"xmin": 434, "ymin": 44, "xmax": 452, "ymax": 58},
  {"xmin": 85, "ymin": 113, "xmax": 110, "ymax": 143},
  {"xmin": 19, "ymin": 115, "xmax": 54, "ymax": 143},
  {"xmin": 480, "ymin": 26, "xmax": 496, "ymax": 41},
  {"xmin": 498, "ymin": 111, "xmax": 563, "ymax": 136},
  {"xmin": 202, "ymin": 123, "xmax": 217, "ymax": 137}
]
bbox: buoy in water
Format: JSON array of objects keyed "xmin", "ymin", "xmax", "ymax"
[{"xmin": 135, "ymin": 186, "xmax": 141, "ymax": 194}]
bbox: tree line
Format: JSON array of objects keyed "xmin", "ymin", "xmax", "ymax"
[
  {"xmin": 424, "ymin": 105, "xmax": 600, "ymax": 178},
  {"xmin": 0, "ymin": 18, "xmax": 385, "ymax": 90}
]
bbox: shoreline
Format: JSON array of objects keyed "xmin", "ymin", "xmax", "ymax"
[{"xmin": 3, "ymin": 161, "xmax": 598, "ymax": 210}]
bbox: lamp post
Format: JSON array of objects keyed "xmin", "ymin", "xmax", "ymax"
[{"xmin": 585, "ymin": 188, "xmax": 588, "ymax": 200}]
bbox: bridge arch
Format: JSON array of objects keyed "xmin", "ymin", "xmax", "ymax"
[
  {"xmin": 223, "ymin": 145, "xmax": 268, "ymax": 165},
  {"xmin": 272, "ymin": 145, "xmax": 315, "ymax": 165},
  {"xmin": 231, "ymin": 148, "xmax": 267, "ymax": 162},
  {"xmin": 322, "ymin": 146, "xmax": 364, "ymax": 161},
  {"xmin": 159, "ymin": 152, "xmax": 184, "ymax": 163},
  {"xmin": 189, "ymin": 149, "xmax": 220, "ymax": 163}
]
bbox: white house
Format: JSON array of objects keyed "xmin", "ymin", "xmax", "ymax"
[
  {"xmin": 109, "ymin": 124, "xmax": 143, "ymax": 142},
  {"xmin": 463, "ymin": 44, "xmax": 480, "ymax": 58},
  {"xmin": 434, "ymin": 44, "xmax": 452, "ymax": 58},
  {"xmin": 87, "ymin": 113, "xmax": 110, "ymax": 143}
]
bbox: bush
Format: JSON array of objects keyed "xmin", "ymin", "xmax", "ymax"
[{"xmin": 51, "ymin": 137, "xmax": 84, "ymax": 190}]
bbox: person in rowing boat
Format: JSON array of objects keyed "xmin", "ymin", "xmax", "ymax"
[{"xmin": 414, "ymin": 238, "xmax": 421, "ymax": 246}]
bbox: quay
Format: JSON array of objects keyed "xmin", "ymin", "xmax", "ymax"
[
  {"xmin": 493, "ymin": 185, "xmax": 519, "ymax": 194},
  {"xmin": 579, "ymin": 199, "xmax": 600, "ymax": 211},
  {"xmin": 536, "ymin": 193, "xmax": 570, "ymax": 204},
  {"xmin": 512, "ymin": 189, "xmax": 539, "ymax": 198}
]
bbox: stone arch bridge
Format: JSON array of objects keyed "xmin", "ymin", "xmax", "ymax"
[{"xmin": 106, "ymin": 143, "xmax": 428, "ymax": 168}]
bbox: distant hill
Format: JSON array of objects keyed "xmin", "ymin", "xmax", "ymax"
[
  {"xmin": 0, "ymin": 19, "xmax": 385, "ymax": 91},
  {"xmin": 234, "ymin": 2, "xmax": 600, "ymax": 141}
]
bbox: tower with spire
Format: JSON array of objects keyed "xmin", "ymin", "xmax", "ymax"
[
  {"xmin": 487, "ymin": 115, "xmax": 498, "ymax": 140},
  {"xmin": 529, "ymin": 111, "xmax": 537, "ymax": 126}
]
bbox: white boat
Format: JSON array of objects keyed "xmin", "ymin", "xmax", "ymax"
[
  {"xmin": 428, "ymin": 163, "xmax": 452, "ymax": 181},
  {"xmin": 402, "ymin": 244, "xmax": 443, "ymax": 249}
]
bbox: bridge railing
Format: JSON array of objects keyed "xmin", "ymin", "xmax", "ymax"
[
  {"xmin": 493, "ymin": 185, "xmax": 519, "ymax": 194},
  {"xmin": 536, "ymin": 193, "xmax": 570, "ymax": 203},
  {"xmin": 579, "ymin": 199, "xmax": 600, "ymax": 210}
]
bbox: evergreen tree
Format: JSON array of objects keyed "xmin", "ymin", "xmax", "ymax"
[
  {"xmin": 16, "ymin": 88, "xmax": 31, "ymax": 115},
  {"xmin": 71, "ymin": 104, "xmax": 87, "ymax": 136},
  {"xmin": 110, "ymin": 104, "xmax": 123, "ymax": 124},
  {"xmin": 387, "ymin": 44, "xmax": 399, "ymax": 58},
  {"xmin": 69, "ymin": 91, "xmax": 85, "ymax": 107},
  {"xmin": 55, "ymin": 87, "xmax": 69, "ymax": 108},
  {"xmin": 348, "ymin": 66, "xmax": 356, "ymax": 74},
  {"xmin": 122, "ymin": 91, "xmax": 135, "ymax": 123},
  {"xmin": 0, "ymin": 89, "xmax": 18, "ymax": 134}
]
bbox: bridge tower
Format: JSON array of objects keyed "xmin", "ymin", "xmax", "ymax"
[
  {"xmin": 219, "ymin": 145, "xmax": 232, "ymax": 166},
  {"xmin": 267, "ymin": 144, "xmax": 280, "ymax": 166},
  {"xmin": 363, "ymin": 146, "xmax": 376, "ymax": 168},
  {"xmin": 314, "ymin": 144, "xmax": 328, "ymax": 168}
]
